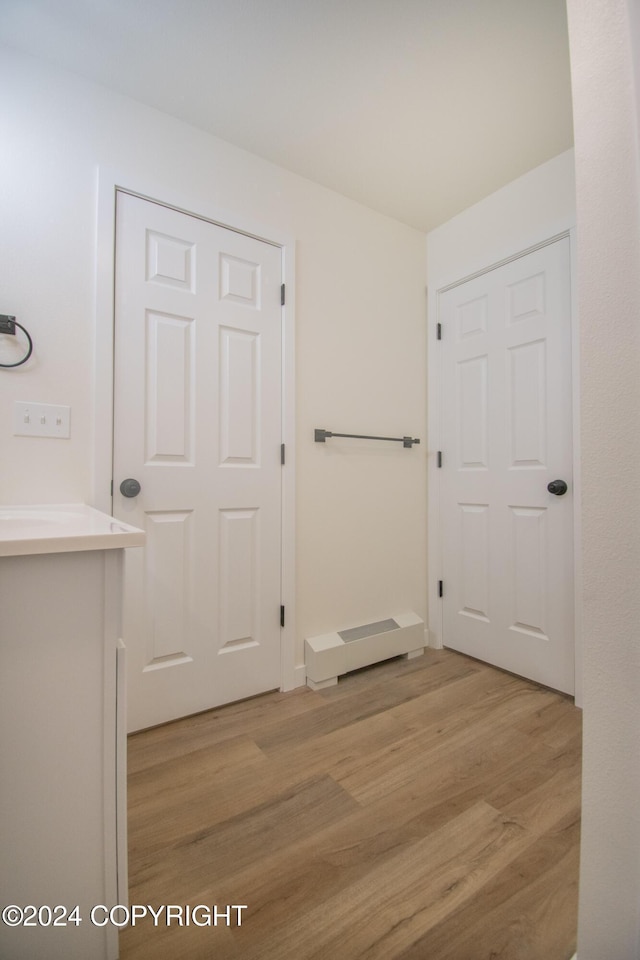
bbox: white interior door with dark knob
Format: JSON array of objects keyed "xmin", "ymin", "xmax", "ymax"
[
  {"xmin": 439, "ymin": 237, "xmax": 574, "ymax": 694},
  {"xmin": 113, "ymin": 191, "xmax": 284, "ymax": 731}
]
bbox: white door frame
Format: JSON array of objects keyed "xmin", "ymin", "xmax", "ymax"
[
  {"xmin": 427, "ymin": 226, "xmax": 582, "ymax": 705},
  {"xmin": 93, "ymin": 167, "xmax": 297, "ymax": 693}
]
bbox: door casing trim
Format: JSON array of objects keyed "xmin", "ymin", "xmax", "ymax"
[
  {"xmin": 94, "ymin": 167, "xmax": 297, "ymax": 692},
  {"xmin": 427, "ymin": 224, "xmax": 582, "ymax": 705}
]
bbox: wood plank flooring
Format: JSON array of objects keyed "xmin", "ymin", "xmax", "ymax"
[{"xmin": 120, "ymin": 648, "xmax": 581, "ymax": 960}]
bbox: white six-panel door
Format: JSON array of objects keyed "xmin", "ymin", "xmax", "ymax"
[
  {"xmin": 439, "ymin": 237, "xmax": 574, "ymax": 694},
  {"xmin": 113, "ymin": 192, "xmax": 283, "ymax": 731}
]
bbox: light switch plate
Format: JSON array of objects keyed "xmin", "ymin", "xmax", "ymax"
[{"xmin": 13, "ymin": 401, "xmax": 71, "ymax": 438}]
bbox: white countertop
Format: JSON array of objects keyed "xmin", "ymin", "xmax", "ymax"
[{"xmin": 0, "ymin": 503, "xmax": 145, "ymax": 557}]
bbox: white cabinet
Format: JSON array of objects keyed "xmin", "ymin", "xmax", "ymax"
[{"xmin": 0, "ymin": 506, "xmax": 144, "ymax": 960}]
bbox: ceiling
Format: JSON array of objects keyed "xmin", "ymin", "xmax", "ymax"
[{"xmin": 0, "ymin": 0, "xmax": 574, "ymax": 233}]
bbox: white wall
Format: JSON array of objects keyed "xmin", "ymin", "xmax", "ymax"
[
  {"xmin": 426, "ymin": 149, "xmax": 576, "ymax": 284},
  {"xmin": 566, "ymin": 0, "xmax": 640, "ymax": 956},
  {"xmin": 0, "ymin": 46, "xmax": 427, "ymax": 669}
]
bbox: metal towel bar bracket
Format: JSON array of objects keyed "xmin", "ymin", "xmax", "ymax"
[{"xmin": 314, "ymin": 428, "xmax": 420, "ymax": 448}]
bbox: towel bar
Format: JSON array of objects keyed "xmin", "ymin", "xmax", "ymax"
[{"xmin": 314, "ymin": 428, "xmax": 420, "ymax": 448}]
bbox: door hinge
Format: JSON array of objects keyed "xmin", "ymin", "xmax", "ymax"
[
  {"xmin": 437, "ymin": 451, "xmax": 442, "ymax": 468},
  {"xmin": 281, "ymin": 283, "xmax": 285, "ymax": 306},
  {"xmin": 438, "ymin": 580, "xmax": 443, "ymax": 598},
  {"xmin": 281, "ymin": 443, "xmax": 285, "ymax": 465},
  {"xmin": 280, "ymin": 605, "xmax": 285, "ymax": 628},
  {"xmin": 110, "ymin": 478, "xmax": 113, "ymax": 496},
  {"xmin": 436, "ymin": 322, "xmax": 442, "ymax": 340}
]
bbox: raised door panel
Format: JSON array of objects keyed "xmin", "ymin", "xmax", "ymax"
[
  {"xmin": 144, "ymin": 510, "xmax": 193, "ymax": 666},
  {"xmin": 458, "ymin": 503, "xmax": 491, "ymax": 624},
  {"xmin": 506, "ymin": 271, "xmax": 546, "ymax": 326},
  {"xmin": 219, "ymin": 508, "xmax": 260, "ymax": 653},
  {"xmin": 457, "ymin": 355, "xmax": 489, "ymax": 471},
  {"xmin": 219, "ymin": 327, "xmax": 260, "ymax": 466},
  {"xmin": 507, "ymin": 339, "xmax": 547, "ymax": 470},
  {"xmin": 456, "ymin": 294, "xmax": 488, "ymax": 340},
  {"xmin": 146, "ymin": 230, "xmax": 196, "ymax": 291},
  {"xmin": 219, "ymin": 253, "xmax": 261, "ymax": 308},
  {"xmin": 509, "ymin": 506, "xmax": 548, "ymax": 640},
  {"xmin": 145, "ymin": 311, "xmax": 194, "ymax": 464}
]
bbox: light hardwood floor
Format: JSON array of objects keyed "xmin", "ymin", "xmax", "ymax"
[{"xmin": 121, "ymin": 648, "xmax": 581, "ymax": 960}]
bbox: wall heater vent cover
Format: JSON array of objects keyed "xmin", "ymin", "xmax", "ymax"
[
  {"xmin": 338, "ymin": 618, "xmax": 399, "ymax": 643},
  {"xmin": 305, "ymin": 611, "xmax": 425, "ymax": 690}
]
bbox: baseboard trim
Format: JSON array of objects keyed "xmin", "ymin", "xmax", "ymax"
[{"xmin": 292, "ymin": 663, "xmax": 307, "ymax": 688}]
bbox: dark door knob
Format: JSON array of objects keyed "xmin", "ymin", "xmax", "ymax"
[
  {"xmin": 547, "ymin": 479, "xmax": 568, "ymax": 496},
  {"xmin": 120, "ymin": 478, "xmax": 141, "ymax": 498}
]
